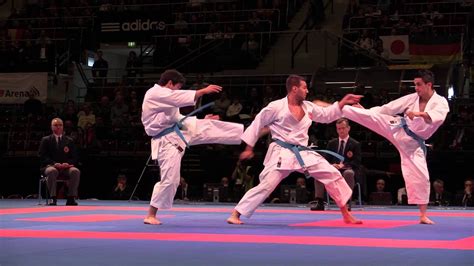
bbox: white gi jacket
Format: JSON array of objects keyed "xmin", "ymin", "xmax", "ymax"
[
  {"xmin": 241, "ymin": 97, "xmax": 342, "ymax": 170},
  {"xmin": 141, "ymin": 84, "xmax": 198, "ymax": 159},
  {"xmin": 370, "ymin": 92, "xmax": 449, "ymax": 140}
]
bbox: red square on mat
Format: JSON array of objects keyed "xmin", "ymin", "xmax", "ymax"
[
  {"xmin": 290, "ymin": 219, "xmax": 419, "ymax": 228},
  {"xmin": 17, "ymin": 214, "xmax": 174, "ymax": 223}
]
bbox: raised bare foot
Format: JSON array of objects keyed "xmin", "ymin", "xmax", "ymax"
[
  {"xmin": 144, "ymin": 216, "xmax": 162, "ymax": 225},
  {"xmin": 420, "ymin": 216, "xmax": 435, "ymax": 225},
  {"xmin": 343, "ymin": 213, "xmax": 363, "ymax": 224}
]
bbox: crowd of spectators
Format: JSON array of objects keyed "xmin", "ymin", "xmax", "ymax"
[
  {"xmin": 0, "ymin": 0, "xmax": 303, "ymax": 73},
  {"xmin": 339, "ymin": 0, "xmax": 472, "ymax": 67}
]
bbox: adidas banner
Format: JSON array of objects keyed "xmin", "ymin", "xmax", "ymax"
[{"xmin": 0, "ymin": 73, "xmax": 47, "ymax": 104}]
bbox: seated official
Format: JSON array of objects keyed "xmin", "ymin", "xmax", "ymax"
[
  {"xmin": 429, "ymin": 179, "xmax": 452, "ymax": 206},
  {"xmin": 312, "ymin": 118, "xmax": 362, "ymax": 211},
  {"xmin": 39, "ymin": 118, "xmax": 80, "ymax": 206}
]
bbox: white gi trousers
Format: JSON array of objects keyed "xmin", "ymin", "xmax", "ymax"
[
  {"xmin": 343, "ymin": 106, "xmax": 429, "ymax": 204},
  {"xmin": 235, "ymin": 158, "xmax": 352, "ymax": 218},
  {"xmin": 150, "ymin": 119, "xmax": 243, "ymax": 209}
]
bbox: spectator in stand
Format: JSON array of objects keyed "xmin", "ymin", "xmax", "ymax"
[
  {"xmin": 35, "ymin": 30, "xmax": 51, "ymax": 61},
  {"xmin": 205, "ymin": 23, "xmax": 223, "ymax": 40},
  {"xmin": 449, "ymin": 106, "xmax": 473, "ymax": 150},
  {"xmin": 248, "ymin": 11, "xmax": 262, "ymax": 32},
  {"xmin": 213, "ymin": 91, "xmax": 231, "ymax": 118},
  {"xmin": 455, "ymin": 179, "xmax": 474, "ymax": 207},
  {"xmin": 174, "ymin": 13, "xmax": 188, "ymax": 33},
  {"xmin": 262, "ymin": 85, "xmax": 277, "ymax": 107},
  {"xmin": 219, "ymin": 177, "xmax": 233, "ymax": 202},
  {"xmin": 63, "ymin": 119, "xmax": 82, "ymax": 147},
  {"xmin": 241, "ymin": 33, "xmax": 260, "ymax": 64},
  {"xmin": 23, "ymin": 93, "xmax": 43, "ymax": 118},
  {"xmin": 110, "ymin": 93, "xmax": 129, "ymax": 128},
  {"xmin": 125, "ymin": 51, "xmax": 142, "ymax": 86},
  {"xmin": 111, "ymin": 173, "xmax": 132, "ymax": 200},
  {"xmin": 422, "ymin": 4, "xmax": 443, "ymax": 23},
  {"xmin": 226, "ymin": 97, "xmax": 243, "ymax": 122},
  {"xmin": 92, "ymin": 50, "xmax": 108, "ymax": 88},
  {"xmin": 375, "ymin": 179, "xmax": 386, "ymax": 192},
  {"xmin": 77, "ymin": 103, "xmax": 96, "ymax": 130},
  {"xmin": 61, "ymin": 104, "xmax": 78, "ymax": 126},
  {"xmin": 296, "ymin": 177, "xmax": 311, "ymax": 204},
  {"xmin": 94, "ymin": 96, "xmax": 111, "ymax": 125},
  {"xmin": 190, "ymin": 74, "xmax": 210, "ymax": 110},
  {"xmin": 397, "ymin": 187, "xmax": 407, "ymax": 205},
  {"xmin": 175, "ymin": 177, "xmax": 189, "ymax": 201},
  {"xmin": 356, "ymin": 30, "xmax": 373, "ymax": 51}
]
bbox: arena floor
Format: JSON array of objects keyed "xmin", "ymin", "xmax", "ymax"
[{"xmin": 1, "ymin": 200, "xmax": 473, "ymax": 265}]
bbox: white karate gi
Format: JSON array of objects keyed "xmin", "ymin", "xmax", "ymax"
[
  {"xmin": 342, "ymin": 92, "xmax": 449, "ymax": 204},
  {"xmin": 234, "ymin": 97, "xmax": 353, "ymax": 218},
  {"xmin": 142, "ymin": 84, "xmax": 244, "ymax": 209}
]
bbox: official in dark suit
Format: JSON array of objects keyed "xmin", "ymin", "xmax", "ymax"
[
  {"xmin": 312, "ymin": 118, "xmax": 361, "ymax": 210},
  {"xmin": 429, "ymin": 179, "xmax": 452, "ymax": 206},
  {"xmin": 39, "ymin": 118, "xmax": 80, "ymax": 205}
]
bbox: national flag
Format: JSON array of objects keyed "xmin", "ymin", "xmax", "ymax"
[
  {"xmin": 380, "ymin": 35, "xmax": 410, "ymax": 60},
  {"xmin": 409, "ymin": 34, "xmax": 462, "ymax": 63}
]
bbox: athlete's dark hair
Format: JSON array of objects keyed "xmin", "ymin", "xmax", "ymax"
[{"xmin": 158, "ymin": 69, "xmax": 186, "ymax": 86}]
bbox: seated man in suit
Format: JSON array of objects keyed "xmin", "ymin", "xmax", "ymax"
[
  {"xmin": 455, "ymin": 178, "xmax": 474, "ymax": 207},
  {"xmin": 39, "ymin": 118, "xmax": 80, "ymax": 206},
  {"xmin": 429, "ymin": 179, "xmax": 452, "ymax": 206},
  {"xmin": 311, "ymin": 118, "xmax": 361, "ymax": 211}
]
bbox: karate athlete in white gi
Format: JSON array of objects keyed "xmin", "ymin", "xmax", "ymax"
[
  {"xmin": 341, "ymin": 70, "xmax": 449, "ymax": 224},
  {"xmin": 227, "ymin": 75, "xmax": 363, "ymax": 225},
  {"xmin": 142, "ymin": 69, "xmax": 244, "ymax": 225}
]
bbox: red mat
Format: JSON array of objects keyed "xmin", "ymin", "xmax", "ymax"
[
  {"xmin": 290, "ymin": 219, "xmax": 419, "ymax": 228},
  {"xmin": 16, "ymin": 214, "xmax": 174, "ymax": 222},
  {"xmin": 2, "ymin": 229, "xmax": 473, "ymax": 250}
]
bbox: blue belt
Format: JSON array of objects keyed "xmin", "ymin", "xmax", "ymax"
[
  {"xmin": 153, "ymin": 102, "xmax": 215, "ymax": 148},
  {"xmin": 273, "ymin": 139, "xmax": 345, "ymax": 179},
  {"xmin": 398, "ymin": 117, "xmax": 427, "ymax": 156}
]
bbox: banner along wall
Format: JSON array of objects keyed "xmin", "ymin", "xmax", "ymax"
[{"xmin": 0, "ymin": 73, "xmax": 48, "ymax": 104}]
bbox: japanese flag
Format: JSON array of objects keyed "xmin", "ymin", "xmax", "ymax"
[{"xmin": 380, "ymin": 35, "xmax": 409, "ymax": 60}]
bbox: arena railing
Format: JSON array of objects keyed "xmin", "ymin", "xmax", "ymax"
[
  {"xmin": 170, "ymin": 8, "xmax": 281, "ymax": 29},
  {"xmin": 347, "ymin": 12, "xmax": 471, "ymax": 31}
]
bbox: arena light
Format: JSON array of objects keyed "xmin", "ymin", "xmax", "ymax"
[
  {"xmin": 325, "ymin": 81, "xmax": 356, "ymax": 84},
  {"xmin": 448, "ymin": 85, "xmax": 454, "ymax": 100}
]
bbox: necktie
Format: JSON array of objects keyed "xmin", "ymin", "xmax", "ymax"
[
  {"xmin": 57, "ymin": 136, "xmax": 61, "ymax": 147},
  {"xmin": 338, "ymin": 140, "xmax": 345, "ymax": 156}
]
